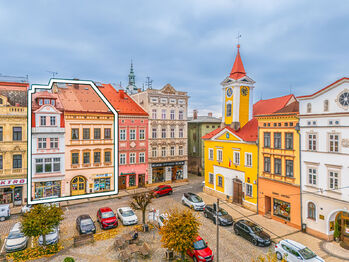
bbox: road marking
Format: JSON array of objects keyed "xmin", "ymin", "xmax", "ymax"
[{"xmin": 1, "ymin": 238, "xmax": 6, "ymax": 253}]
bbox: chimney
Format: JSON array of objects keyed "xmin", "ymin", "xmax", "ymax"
[
  {"xmin": 193, "ymin": 110, "xmax": 198, "ymax": 120},
  {"xmin": 138, "ymin": 88, "xmax": 142, "ymax": 93},
  {"xmin": 208, "ymin": 112, "xmax": 213, "ymax": 117},
  {"xmin": 73, "ymin": 78, "xmax": 79, "ymax": 89},
  {"xmin": 119, "ymin": 89, "xmax": 125, "ymax": 99}
]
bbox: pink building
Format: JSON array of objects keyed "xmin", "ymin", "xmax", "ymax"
[{"xmin": 98, "ymin": 84, "xmax": 148, "ymax": 189}]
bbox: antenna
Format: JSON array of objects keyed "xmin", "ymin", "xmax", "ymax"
[
  {"xmin": 47, "ymin": 71, "xmax": 58, "ymax": 78},
  {"xmin": 145, "ymin": 76, "xmax": 153, "ymax": 89},
  {"xmin": 236, "ymin": 32, "xmax": 242, "ymax": 45}
]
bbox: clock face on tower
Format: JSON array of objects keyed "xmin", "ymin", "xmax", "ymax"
[
  {"xmin": 241, "ymin": 87, "xmax": 249, "ymax": 96},
  {"xmin": 226, "ymin": 87, "xmax": 233, "ymax": 98}
]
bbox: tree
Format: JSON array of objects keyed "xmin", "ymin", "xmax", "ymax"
[
  {"xmin": 21, "ymin": 204, "xmax": 64, "ymax": 246},
  {"xmin": 159, "ymin": 208, "xmax": 200, "ymax": 261},
  {"xmin": 334, "ymin": 220, "xmax": 341, "ymax": 240},
  {"xmin": 130, "ymin": 191, "xmax": 153, "ymax": 225},
  {"xmin": 252, "ymin": 249, "xmax": 287, "ymax": 262}
]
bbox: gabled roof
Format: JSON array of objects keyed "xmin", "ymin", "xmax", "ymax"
[
  {"xmin": 0, "ymin": 82, "xmax": 28, "ymax": 107},
  {"xmin": 188, "ymin": 115, "xmax": 221, "ymax": 123},
  {"xmin": 32, "ymin": 91, "xmax": 64, "ymax": 111},
  {"xmin": 253, "ymin": 94, "xmax": 295, "ymax": 116},
  {"xmin": 229, "ymin": 45, "xmax": 246, "ymax": 80},
  {"xmin": 98, "ymin": 84, "xmax": 148, "ymax": 116},
  {"xmin": 274, "ymin": 101, "xmax": 299, "ymax": 115}
]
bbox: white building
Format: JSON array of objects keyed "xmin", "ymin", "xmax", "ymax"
[
  {"xmin": 31, "ymin": 91, "xmax": 65, "ymax": 200},
  {"xmin": 298, "ymin": 77, "xmax": 349, "ymax": 244}
]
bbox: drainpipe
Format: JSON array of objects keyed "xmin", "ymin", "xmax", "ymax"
[
  {"xmin": 256, "ymin": 126, "xmax": 260, "ymax": 214},
  {"xmin": 295, "ymin": 122, "xmax": 303, "ymax": 231}
]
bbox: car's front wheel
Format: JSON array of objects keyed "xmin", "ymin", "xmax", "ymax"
[
  {"xmin": 168, "ymin": 191, "xmax": 172, "ymax": 195},
  {"xmin": 193, "ymin": 256, "xmax": 198, "ymax": 262},
  {"xmin": 252, "ymin": 238, "xmax": 258, "ymax": 246},
  {"xmin": 276, "ymin": 251, "xmax": 283, "ymax": 261},
  {"xmin": 155, "ymin": 194, "xmax": 159, "ymax": 198},
  {"xmin": 234, "ymin": 227, "xmax": 239, "ymax": 235},
  {"xmin": 204, "ymin": 212, "xmax": 208, "ymax": 218}
]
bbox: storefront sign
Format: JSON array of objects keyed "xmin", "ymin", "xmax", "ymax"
[
  {"xmin": 151, "ymin": 161, "xmax": 185, "ymax": 168},
  {"xmin": 0, "ymin": 179, "xmax": 27, "ymax": 186},
  {"xmin": 95, "ymin": 174, "xmax": 112, "ymax": 178},
  {"xmin": 319, "ymin": 214, "xmax": 325, "ymax": 220}
]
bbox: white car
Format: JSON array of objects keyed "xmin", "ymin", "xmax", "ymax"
[
  {"xmin": 117, "ymin": 207, "xmax": 138, "ymax": 226},
  {"xmin": 5, "ymin": 222, "xmax": 28, "ymax": 252},
  {"xmin": 38, "ymin": 226, "xmax": 59, "ymax": 245},
  {"xmin": 181, "ymin": 193, "xmax": 205, "ymax": 211},
  {"xmin": 21, "ymin": 204, "xmax": 32, "ymax": 214},
  {"xmin": 157, "ymin": 213, "xmax": 169, "ymax": 228},
  {"xmin": 275, "ymin": 239, "xmax": 324, "ymax": 262},
  {"xmin": 0, "ymin": 204, "xmax": 10, "ymax": 221}
]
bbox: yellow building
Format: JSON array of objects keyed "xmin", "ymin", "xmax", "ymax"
[{"xmin": 0, "ymin": 81, "xmax": 28, "ymax": 207}]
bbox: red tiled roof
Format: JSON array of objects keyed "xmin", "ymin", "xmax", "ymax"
[
  {"xmin": 32, "ymin": 91, "xmax": 64, "ymax": 111},
  {"xmin": 253, "ymin": 94, "xmax": 294, "ymax": 116},
  {"xmin": 229, "ymin": 45, "xmax": 246, "ymax": 80},
  {"xmin": 0, "ymin": 82, "xmax": 29, "ymax": 91},
  {"xmin": 98, "ymin": 84, "xmax": 148, "ymax": 116},
  {"xmin": 274, "ymin": 101, "xmax": 299, "ymax": 114}
]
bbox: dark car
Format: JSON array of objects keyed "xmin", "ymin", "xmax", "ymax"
[
  {"xmin": 203, "ymin": 204, "xmax": 233, "ymax": 226},
  {"xmin": 97, "ymin": 207, "xmax": 118, "ymax": 229},
  {"xmin": 233, "ymin": 219, "xmax": 271, "ymax": 246},
  {"xmin": 152, "ymin": 185, "xmax": 173, "ymax": 198},
  {"xmin": 76, "ymin": 214, "xmax": 96, "ymax": 235}
]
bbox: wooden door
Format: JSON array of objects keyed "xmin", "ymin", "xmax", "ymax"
[
  {"xmin": 138, "ymin": 174, "xmax": 145, "ymax": 187},
  {"xmin": 118, "ymin": 176, "xmax": 126, "ymax": 190},
  {"xmin": 71, "ymin": 176, "xmax": 86, "ymax": 196},
  {"xmin": 265, "ymin": 196, "xmax": 271, "ymax": 215},
  {"xmin": 233, "ymin": 179, "xmax": 242, "ymax": 205}
]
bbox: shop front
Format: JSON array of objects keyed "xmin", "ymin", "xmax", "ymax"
[
  {"xmin": 0, "ymin": 179, "xmax": 27, "ymax": 206},
  {"xmin": 151, "ymin": 161, "xmax": 185, "ymax": 183},
  {"xmin": 93, "ymin": 173, "xmax": 112, "ymax": 193},
  {"xmin": 34, "ymin": 181, "xmax": 61, "ymax": 200},
  {"xmin": 332, "ymin": 211, "xmax": 349, "ymax": 245}
]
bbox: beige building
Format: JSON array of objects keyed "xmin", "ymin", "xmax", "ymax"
[{"xmin": 131, "ymin": 84, "xmax": 189, "ymax": 184}]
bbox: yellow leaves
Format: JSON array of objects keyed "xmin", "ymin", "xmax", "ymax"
[{"xmin": 6, "ymin": 243, "xmax": 64, "ymax": 262}]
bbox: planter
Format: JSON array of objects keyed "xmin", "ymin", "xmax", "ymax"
[{"xmin": 335, "ymin": 237, "xmax": 340, "ymax": 243}]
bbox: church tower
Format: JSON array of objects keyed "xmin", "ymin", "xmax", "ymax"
[
  {"xmin": 125, "ymin": 61, "xmax": 138, "ymax": 95},
  {"xmin": 221, "ymin": 44, "xmax": 255, "ymax": 130}
]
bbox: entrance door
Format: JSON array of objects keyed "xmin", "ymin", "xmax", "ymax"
[
  {"xmin": 119, "ymin": 176, "xmax": 126, "ymax": 190},
  {"xmin": 265, "ymin": 196, "xmax": 271, "ymax": 215},
  {"xmin": 71, "ymin": 176, "xmax": 86, "ymax": 196},
  {"xmin": 138, "ymin": 174, "xmax": 145, "ymax": 187},
  {"xmin": 171, "ymin": 167, "xmax": 177, "ymax": 181},
  {"xmin": 233, "ymin": 178, "xmax": 243, "ymax": 205}
]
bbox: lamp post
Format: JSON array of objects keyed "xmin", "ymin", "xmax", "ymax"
[{"xmin": 295, "ymin": 122, "xmax": 304, "ymax": 231}]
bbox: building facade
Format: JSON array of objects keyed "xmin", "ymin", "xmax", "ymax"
[
  {"xmin": 188, "ymin": 110, "xmax": 221, "ymax": 176},
  {"xmin": 298, "ymin": 77, "xmax": 349, "ymax": 244},
  {"xmin": 98, "ymin": 84, "xmax": 149, "ymax": 190},
  {"xmin": 0, "ymin": 81, "xmax": 28, "ymax": 206},
  {"xmin": 256, "ymin": 97, "xmax": 301, "ymax": 229},
  {"xmin": 131, "ymin": 84, "xmax": 188, "ymax": 184}
]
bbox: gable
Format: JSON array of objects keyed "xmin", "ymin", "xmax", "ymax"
[
  {"xmin": 161, "ymin": 84, "xmax": 176, "ymax": 94},
  {"xmin": 34, "ymin": 104, "xmax": 61, "ymax": 114},
  {"xmin": 213, "ymin": 129, "xmax": 242, "ymax": 142}
]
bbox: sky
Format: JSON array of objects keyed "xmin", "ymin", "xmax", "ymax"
[{"xmin": 0, "ymin": 0, "xmax": 348, "ymax": 117}]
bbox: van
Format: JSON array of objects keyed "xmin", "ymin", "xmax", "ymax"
[{"xmin": 0, "ymin": 204, "xmax": 10, "ymax": 221}]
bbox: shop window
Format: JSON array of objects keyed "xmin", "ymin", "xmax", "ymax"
[
  {"xmin": 139, "ymin": 152, "xmax": 145, "ymax": 163},
  {"xmin": 83, "ymin": 152, "xmax": 90, "ymax": 164},
  {"xmin": 120, "ymin": 129, "xmax": 126, "ymax": 140},
  {"xmin": 94, "ymin": 128, "xmax": 101, "ymax": 139},
  {"xmin": 13, "ymin": 127, "xmax": 22, "ymax": 141},
  {"xmin": 273, "ymin": 199, "xmax": 291, "ymax": 221},
  {"xmin": 264, "ymin": 132, "xmax": 270, "ymax": 148},
  {"xmin": 307, "ymin": 202, "xmax": 316, "ymax": 220},
  {"xmin": 285, "ymin": 133, "xmax": 293, "ymax": 149},
  {"xmin": 105, "ymin": 151, "xmax": 111, "ymax": 163},
  {"xmin": 13, "ymin": 154, "xmax": 22, "ymax": 169},
  {"xmin": 40, "ymin": 116, "xmax": 46, "ymax": 126},
  {"xmin": 209, "ymin": 173, "xmax": 214, "ymax": 184},
  {"xmin": 246, "ymin": 184, "xmax": 252, "ymax": 197},
  {"xmin": 94, "ymin": 178, "xmax": 110, "ymax": 192},
  {"xmin": 72, "ymin": 153, "xmax": 79, "ymax": 165},
  {"xmin": 34, "ymin": 181, "xmax": 61, "ymax": 199},
  {"xmin": 50, "ymin": 138, "xmax": 59, "ymax": 149},
  {"xmin": 139, "ymin": 129, "xmax": 145, "ymax": 140},
  {"xmin": 152, "ymin": 167, "xmax": 165, "ymax": 183},
  {"xmin": 130, "ymin": 129, "xmax": 136, "ymax": 140},
  {"xmin": 129, "ymin": 175, "xmax": 136, "ymax": 187},
  {"xmin": 264, "ymin": 157, "xmax": 271, "ymax": 173},
  {"xmin": 50, "ymin": 116, "xmax": 56, "ymax": 126},
  {"xmin": 0, "ymin": 188, "xmax": 13, "ymax": 204},
  {"xmin": 83, "ymin": 128, "xmax": 90, "ymax": 140},
  {"xmin": 120, "ymin": 153, "xmax": 126, "ymax": 165},
  {"xmin": 274, "ymin": 132, "xmax": 281, "ymax": 149},
  {"xmin": 72, "ymin": 128, "xmax": 79, "ymax": 140},
  {"xmin": 0, "ymin": 126, "xmax": 2, "ymax": 141},
  {"xmin": 94, "ymin": 152, "xmax": 101, "ymax": 163},
  {"xmin": 104, "ymin": 128, "xmax": 111, "ymax": 139}
]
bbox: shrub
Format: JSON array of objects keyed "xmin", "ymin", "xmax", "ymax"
[{"xmin": 64, "ymin": 257, "xmax": 75, "ymax": 262}]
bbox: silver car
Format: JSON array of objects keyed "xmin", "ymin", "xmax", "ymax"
[
  {"xmin": 5, "ymin": 222, "xmax": 28, "ymax": 252},
  {"xmin": 38, "ymin": 226, "xmax": 59, "ymax": 245},
  {"xmin": 182, "ymin": 193, "xmax": 206, "ymax": 211}
]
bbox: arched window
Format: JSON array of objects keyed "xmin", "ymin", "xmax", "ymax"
[
  {"xmin": 324, "ymin": 100, "xmax": 329, "ymax": 112},
  {"xmin": 308, "ymin": 202, "xmax": 316, "ymax": 220},
  {"xmin": 307, "ymin": 103, "xmax": 312, "ymax": 113},
  {"xmin": 226, "ymin": 103, "xmax": 232, "ymax": 117}
]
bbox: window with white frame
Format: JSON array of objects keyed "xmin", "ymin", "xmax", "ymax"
[
  {"xmin": 50, "ymin": 138, "xmax": 59, "ymax": 149},
  {"xmin": 329, "ymin": 133, "xmax": 339, "ymax": 152},
  {"xmin": 139, "ymin": 152, "xmax": 145, "ymax": 163},
  {"xmin": 152, "ymin": 128, "xmax": 157, "ymax": 139},
  {"xmin": 179, "ymin": 110, "xmax": 184, "ymax": 120},
  {"xmin": 120, "ymin": 129, "xmax": 126, "ymax": 140},
  {"xmin": 308, "ymin": 167, "xmax": 317, "ymax": 185},
  {"xmin": 209, "ymin": 149, "xmax": 214, "ymax": 160},
  {"xmin": 179, "ymin": 146, "xmax": 183, "ymax": 155},
  {"xmin": 217, "ymin": 149, "xmax": 223, "ymax": 162},
  {"xmin": 209, "ymin": 173, "xmax": 214, "ymax": 184},
  {"xmin": 139, "ymin": 129, "xmax": 145, "ymax": 140},
  {"xmin": 161, "ymin": 147, "xmax": 166, "ymax": 157},
  {"xmin": 245, "ymin": 153, "xmax": 252, "ymax": 167},
  {"xmin": 130, "ymin": 153, "xmax": 136, "ymax": 164},
  {"xmin": 38, "ymin": 138, "xmax": 47, "ymax": 149},
  {"xmin": 120, "ymin": 154, "xmax": 126, "ymax": 165},
  {"xmin": 152, "ymin": 147, "xmax": 157, "ymax": 157},
  {"xmin": 170, "ymin": 110, "xmax": 175, "ymax": 120},
  {"xmin": 152, "ymin": 109, "xmax": 157, "ymax": 119},
  {"xmin": 308, "ymin": 134, "xmax": 317, "ymax": 151},
  {"xmin": 35, "ymin": 157, "xmax": 60, "ymax": 173},
  {"xmin": 233, "ymin": 151, "xmax": 240, "ymax": 165},
  {"xmin": 328, "ymin": 170, "xmax": 339, "ymax": 190},
  {"xmin": 50, "ymin": 116, "xmax": 56, "ymax": 126},
  {"xmin": 170, "ymin": 146, "xmax": 175, "ymax": 156},
  {"xmin": 179, "ymin": 128, "xmax": 184, "ymax": 138},
  {"xmin": 161, "ymin": 109, "xmax": 166, "ymax": 119},
  {"xmin": 246, "ymin": 184, "xmax": 253, "ymax": 197},
  {"xmin": 161, "ymin": 128, "xmax": 166, "ymax": 138},
  {"xmin": 40, "ymin": 116, "xmax": 46, "ymax": 126},
  {"xmin": 170, "ymin": 128, "xmax": 175, "ymax": 138},
  {"xmin": 130, "ymin": 129, "xmax": 136, "ymax": 140}
]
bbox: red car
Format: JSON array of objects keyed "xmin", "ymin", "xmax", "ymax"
[
  {"xmin": 97, "ymin": 207, "xmax": 118, "ymax": 229},
  {"xmin": 152, "ymin": 185, "xmax": 173, "ymax": 198},
  {"xmin": 187, "ymin": 236, "xmax": 213, "ymax": 262}
]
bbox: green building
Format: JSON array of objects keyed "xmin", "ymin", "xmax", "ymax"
[{"xmin": 188, "ymin": 110, "xmax": 221, "ymax": 176}]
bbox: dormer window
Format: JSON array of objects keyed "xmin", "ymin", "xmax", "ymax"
[
  {"xmin": 39, "ymin": 99, "xmax": 43, "ymax": 105},
  {"xmin": 51, "ymin": 100, "xmax": 55, "ymax": 106},
  {"xmin": 307, "ymin": 103, "xmax": 312, "ymax": 113},
  {"xmin": 324, "ymin": 100, "xmax": 329, "ymax": 112},
  {"xmin": 44, "ymin": 99, "xmax": 50, "ymax": 105}
]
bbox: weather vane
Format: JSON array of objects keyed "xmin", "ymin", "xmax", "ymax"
[{"xmin": 236, "ymin": 32, "xmax": 242, "ymax": 47}]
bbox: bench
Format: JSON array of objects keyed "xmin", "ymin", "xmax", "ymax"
[{"xmin": 73, "ymin": 233, "xmax": 94, "ymax": 247}]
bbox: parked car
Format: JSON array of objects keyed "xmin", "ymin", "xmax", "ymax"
[
  {"xmin": 0, "ymin": 204, "xmax": 10, "ymax": 221},
  {"xmin": 157, "ymin": 213, "xmax": 169, "ymax": 228},
  {"xmin": 182, "ymin": 193, "xmax": 205, "ymax": 211},
  {"xmin": 5, "ymin": 222, "xmax": 28, "ymax": 252},
  {"xmin": 38, "ymin": 226, "xmax": 59, "ymax": 245},
  {"xmin": 21, "ymin": 204, "xmax": 32, "ymax": 214},
  {"xmin": 76, "ymin": 214, "xmax": 96, "ymax": 235},
  {"xmin": 275, "ymin": 239, "xmax": 324, "ymax": 262},
  {"xmin": 233, "ymin": 219, "xmax": 271, "ymax": 246},
  {"xmin": 203, "ymin": 204, "xmax": 233, "ymax": 226},
  {"xmin": 152, "ymin": 185, "xmax": 173, "ymax": 198},
  {"xmin": 117, "ymin": 207, "xmax": 138, "ymax": 226},
  {"xmin": 186, "ymin": 235, "xmax": 214, "ymax": 262},
  {"xmin": 97, "ymin": 207, "xmax": 118, "ymax": 229}
]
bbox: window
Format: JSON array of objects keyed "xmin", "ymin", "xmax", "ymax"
[
  {"xmin": 307, "ymin": 103, "xmax": 312, "ymax": 113},
  {"xmin": 264, "ymin": 132, "xmax": 270, "ymax": 148},
  {"xmin": 179, "ymin": 128, "xmax": 184, "ymax": 138},
  {"xmin": 152, "ymin": 128, "xmax": 157, "ymax": 139},
  {"xmin": 130, "ymin": 153, "xmax": 136, "ymax": 164},
  {"xmin": 83, "ymin": 152, "xmax": 90, "ymax": 164},
  {"xmin": 40, "ymin": 116, "xmax": 46, "ymax": 126},
  {"xmin": 218, "ymin": 176, "xmax": 223, "ymax": 187},
  {"xmin": 53, "ymin": 158, "xmax": 60, "ymax": 172},
  {"xmin": 264, "ymin": 157, "xmax": 271, "ymax": 173},
  {"xmin": 308, "ymin": 134, "xmax": 317, "ymax": 151},
  {"xmin": 209, "ymin": 173, "xmax": 214, "ymax": 184},
  {"xmin": 308, "ymin": 202, "xmax": 316, "ymax": 220},
  {"xmin": 161, "ymin": 128, "xmax": 166, "ymax": 139},
  {"xmin": 51, "ymin": 100, "xmax": 55, "ymax": 106},
  {"xmin": 44, "ymin": 158, "xmax": 52, "ymax": 172},
  {"xmin": 329, "ymin": 134, "xmax": 339, "ymax": 152},
  {"xmin": 44, "ymin": 99, "xmax": 50, "ymax": 104},
  {"xmin": 179, "ymin": 146, "xmax": 183, "ymax": 155},
  {"xmin": 274, "ymin": 158, "xmax": 281, "ymax": 174},
  {"xmin": 170, "ymin": 146, "xmax": 175, "ymax": 156},
  {"xmin": 233, "ymin": 151, "xmax": 240, "ymax": 165},
  {"xmin": 120, "ymin": 129, "xmax": 126, "ymax": 140},
  {"xmin": 83, "ymin": 128, "xmax": 90, "ymax": 140},
  {"xmin": 170, "ymin": 128, "xmax": 175, "ymax": 138},
  {"xmin": 105, "ymin": 151, "xmax": 111, "ymax": 163},
  {"xmin": 50, "ymin": 138, "xmax": 58, "ymax": 149},
  {"xmin": 120, "ymin": 154, "xmax": 126, "ymax": 165},
  {"xmin": 13, "ymin": 127, "xmax": 22, "ymax": 141},
  {"xmin": 129, "ymin": 175, "xmax": 136, "ymax": 187},
  {"xmin": 324, "ymin": 100, "xmax": 329, "ymax": 112},
  {"xmin": 104, "ymin": 128, "xmax": 111, "ymax": 139},
  {"xmin": 139, "ymin": 129, "xmax": 145, "ymax": 140},
  {"xmin": 308, "ymin": 168, "xmax": 317, "ymax": 185},
  {"xmin": 285, "ymin": 160, "xmax": 294, "ymax": 177},
  {"xmin": 35, "ymin": 159, "xmax": 43, "ymax": 173},
  {"xmin": 274, "ymin": 133, "xmax": 281, "ymax": 149},
  {"xmin": 0, "ymin": 127, "xmax": 2, "ymax": 141},
  {"xmin": 285, "ymin": 133, "xmax": 293, "ymax": 150},
  {"xmin": 170, "ymin": 110, "xmax": 175, "ymax": 120},
  {"xmin": 209, "ymin": 149, "xmax": 214, "ymax": 160},
  {"xmin": 161, "ymin": 109, "xmax": 166, "ymax": 119},
  {"xmin": 12, "ymin": 155, "xmax": 22, "ymax": 168},
  {"xmin": 94, "ymin": 152, "xmax": 101, "ymax": 163},
  {"xmin": 72, "ymin": 153, "xmax": 79, "ymax": 165},
  {"xmin": 329, "ymin": 171, "xmax": 339, "ymax": 190},
  {"xmin": 161, "ymin": 147, "xmax": 166, "ymax": 157},
  {"xmin": 130, "ymin": 129, "xmax": 136, "ymax": 140},
  {"xmin": 152, "ymin": 109, "xmax": 157, "ymax": 119},
  {"xmin": 245, "ymin": 153, "xmax": 252, "ymax": 167},
  {"xmin": 217, "ymin": 149, "xmax": 223, "ymax": 162},
  {"xmin": 152, "ymin": 147, "xmax": 157, "ymax": 157},
  {"xmin": 38, "ymin": 138, "xmax": 47, "ymax": 149},
  {"xmin": 94, "ymin": 128, "xmax": 101, "ymax": 139},
  {"xmin": 50, "ymin": 116, "xmax": 56, "ymax": 126},
  {"xmin": 226, "ymin": 103, "xmax": 232, "ymax": 117},
  {"xmin": 139, "ymin": 152, "xmax": 145, "ymax": 163},
  {"xmin": 72, "ymin": 128, "xmax": 79, "ymax": 140},
  {"xmin": 179, "ymin": 110, "xmax": 184, "ymax": 120},
  {"xmin": 246, "ymin": 184, "xmax": 252, "ymax": 197},
  {"xmin": 0, "ymin": 155, "xmax": 2, "ymax": 170}
]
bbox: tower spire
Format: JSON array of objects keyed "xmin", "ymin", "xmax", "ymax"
[
  {"xmin": 128, "ymin": 60, "xmax": 135, "ymax": 86},
  {"xmin": 229, "ymin": 44, "xmax": 246, "ymax": 80}
]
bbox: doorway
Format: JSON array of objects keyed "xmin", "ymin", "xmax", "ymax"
[
  {"xmin": 138, "ymin": 174, "xmax": 145, "ymax": 187},
  {"xmin": 233, "ymin": 178, "xmax": 243, "ymax": 205},
  {"xmin": 118, "ymin": 176, "xmax": 126, "ymax": 190},
  {"xmin": 265, "ymin": 196, "xmax": 271, "ymax": 215},
  {"xmin": 336, "ymin": 211, "xmax": 349, "ymax": 245},
  {"xmin": 71, "ymin": 176, "xmax": 86, "ymax": 196}
]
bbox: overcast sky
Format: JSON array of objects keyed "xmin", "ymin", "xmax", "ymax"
[{"xmin": 1, "ymin": 0, "xmax": 348, "ymax": 116}]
